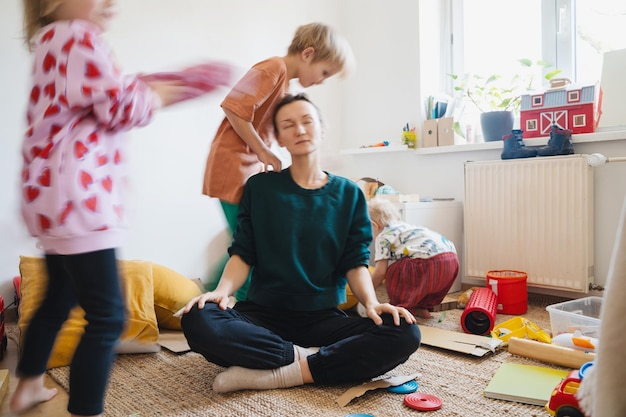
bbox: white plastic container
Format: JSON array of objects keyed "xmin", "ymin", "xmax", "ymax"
[{"xmin": 546, "ymin": 296, "xmax": 603, "ymax": 338}]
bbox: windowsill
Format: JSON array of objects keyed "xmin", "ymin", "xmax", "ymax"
[{"xmin": 339, "ymin": 128, "xmax": 626, "ymax": 156}]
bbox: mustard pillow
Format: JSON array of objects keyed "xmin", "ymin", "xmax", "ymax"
[
  {"xmin": 18, "ymin": 256, "xmax": 159, "ymax": 369},
  {"xmin": 338, "ymin": 284, "xmax": 358, "ymax": 311},
  {"xmin": 151, "ymin": 262, "xmax": 202, "ymax": 330}
]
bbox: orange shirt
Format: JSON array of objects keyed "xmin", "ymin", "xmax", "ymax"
[{"xmin": 202, "ymin": 57, "xmax": 289, "ymax": 204}]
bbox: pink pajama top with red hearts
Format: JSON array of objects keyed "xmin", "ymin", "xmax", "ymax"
[{"xmin": 20, "ymin": 20, "xmax": 156, "ymax": 255}]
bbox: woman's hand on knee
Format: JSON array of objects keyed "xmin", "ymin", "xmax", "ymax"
[
  {"xmin": 367, "ymin": 303, "xmax": 416, "ymax": 326},
  {"xmin": 176, "ymin": 291, "xmax": 230, "ymax": 317}
]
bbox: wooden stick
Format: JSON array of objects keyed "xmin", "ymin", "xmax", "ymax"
[{"xmin": 508, "ymin": 337, "xmax": 595, "ymax": 369}]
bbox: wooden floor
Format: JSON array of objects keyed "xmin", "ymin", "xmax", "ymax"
[{"xmin": 0, "ymin": 326, "xmax": 70, "ymax": 417}]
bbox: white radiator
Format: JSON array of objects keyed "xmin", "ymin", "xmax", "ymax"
[{"xmin": 464, "ymin": 155, "xmax": 594, "ymax": 292}]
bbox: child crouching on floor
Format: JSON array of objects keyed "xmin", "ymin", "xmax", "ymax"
[{"xmin": 368, "ymin": 197, "xmax": 459, "ymax": 319}]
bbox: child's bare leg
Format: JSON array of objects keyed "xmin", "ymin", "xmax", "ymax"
[
  {"xmin": 412, "ymin": 308, "xmax": 432, "ymax": 319},
  {"xmin": 10, "ymin": 374, "xmax": 58, "ymax": 413}
]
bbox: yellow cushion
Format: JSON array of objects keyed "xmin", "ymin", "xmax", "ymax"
[
  {"xmin": 338, "ymin": 284, "xmax": 358, "ymax": 311},
  {"xmin": 151, "ymin": 263, "xmax": 202, "ymax": 330},
  {"xmin": 18, "ymin": 256, "xmax": 159, "ymax": 369}
]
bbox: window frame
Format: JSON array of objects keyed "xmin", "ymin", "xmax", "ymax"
[{"xmin": 446, "ymin": 0, "xmax": 576, "ymax": 94}]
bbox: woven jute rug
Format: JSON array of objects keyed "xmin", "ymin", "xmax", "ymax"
[{"xmin": 47, "ymin": 292, "xmax": 570, "ymax": 417}]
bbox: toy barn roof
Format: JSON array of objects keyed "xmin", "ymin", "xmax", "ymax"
[{"xmin": 521, "ymin": 82, "xmax": 598, "ymax": 111}]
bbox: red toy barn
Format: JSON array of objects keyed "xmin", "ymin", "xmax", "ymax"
[{"xmin": 520, "ymin": 81, "xmax": 601, "ymax": 138}]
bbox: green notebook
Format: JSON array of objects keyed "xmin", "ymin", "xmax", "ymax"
[{"xmin": 484, "ymin": 363, "xmax": 569, "ymax": 406}]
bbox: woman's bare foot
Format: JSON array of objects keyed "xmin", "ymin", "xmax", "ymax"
[
  {"xmin": 10, "ymin": 375, "xmax": 58, "ymax": 414},
  {"xmin": 412, "ymin": 308, "xmax": 432, "ymax": 319}
]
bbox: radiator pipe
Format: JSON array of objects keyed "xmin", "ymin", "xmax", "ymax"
[{"xmin": 587, "ymin": 153, "xmax": 626, "ymax": 167}]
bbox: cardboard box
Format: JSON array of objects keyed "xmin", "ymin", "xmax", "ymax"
[
  {"xmin": 421, "ymin": 118, "xmax": 455, "ymax": 147},
  {"xmin": 437, "ymin": 117, "xmax": 454, "ymax": 146},
  {"xmin": 421, "ymin": 119, "xmax": 438, "ymax": 147}
]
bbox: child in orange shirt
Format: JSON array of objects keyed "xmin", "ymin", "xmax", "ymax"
[{"xmin": 202, "ymin": 23, "xmax": 354, "ymax": 300}]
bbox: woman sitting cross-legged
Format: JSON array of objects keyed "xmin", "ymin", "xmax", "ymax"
[{"xmin": 179, "ymin": 93, "xmax": 421, "ymax": 393}]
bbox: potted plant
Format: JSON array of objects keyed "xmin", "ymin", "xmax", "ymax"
[{"xmin": 450, "ymin": 59, "xmax": 561, "ymax": 142}]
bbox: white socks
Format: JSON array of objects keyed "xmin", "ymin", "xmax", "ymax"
[
  {"xmin": 294, "ymin": 345, "xmax": 319, "ymax": 360},
  {"xmin": 213, "ymin": 361, "xmax": 304, "ymax": 393}
]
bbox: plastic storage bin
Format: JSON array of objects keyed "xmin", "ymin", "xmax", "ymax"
[{"xmin": 546, "ymin": 296, "xmax": 603, "ymax": 338}]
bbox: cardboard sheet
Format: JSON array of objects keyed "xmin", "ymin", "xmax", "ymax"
[
  {"xmin": 419, "ymin": 326, "xmax": 503, "ymax": 356},
  {"xmin": 158, "ymin": 330, "xmax": 191, "ymax": 353},
  {"xmin": 0, "ymin": 369, "xmax": 9, "ymax": 407},
  {"xmin": 336, "ymin": 373, "xmax": 420, "ymax": 407}
]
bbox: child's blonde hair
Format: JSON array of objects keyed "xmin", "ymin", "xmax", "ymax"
[
  {"xmin": 287, "ymin": 22, "xmax": 355, "ymax": 78},
  {"xmin": 368, "ymin": 197, "xmax": 401, "ymax": 227},
  {"xmin": 22, "ymin": 0, "xmax": 62, "ymax": 51}
]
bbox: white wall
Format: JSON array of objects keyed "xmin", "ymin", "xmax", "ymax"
[
  {"xmin": 1, "ymin": 0, "xmax": 623, "ymax": 303},
  {"xmin": 0, "ymin": 0, "xmax": 344, "ymax": 302}
]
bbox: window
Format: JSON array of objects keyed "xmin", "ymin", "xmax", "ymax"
[
  {"xmin": 449, "ymin": 0, "xmax": 626, "ymax": 89},
  {"xmin": 440, "ymin": 0, "xmax": 626, "ymax": 137}
]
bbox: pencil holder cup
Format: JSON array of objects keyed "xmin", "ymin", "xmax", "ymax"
[{"xmin": 402, "ymin": 131, "xmax": 417, "ymax": 149}]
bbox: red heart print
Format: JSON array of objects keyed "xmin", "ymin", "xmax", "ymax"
[
  {"xmin": 87, "ymin": 132, "xmax": 99, "ymax": 144},
  {"xmin": 79, "ymin": 170, "xmax": 93, "ymax": 189},
  {"xmin": 49, "ymin": 124, "xmax": 62, "ymax": 137},
  {"xmin": 106, "ymin": 88, "xmax": 120, "ymax": 100},
  {"xmin": 101, "ymin": 176, "xmax": 113, "ymax": 192},
  {"xmin": 58, "ymin": 201, "xmax": 74, "ymax": 225},
  {"xmin": 108, "ymin": 102, "xmax": 119, "ymax": 116},
  {"xmin": 26, "ymin": 127, "xmax": 33, "ymax": 138},
  {"xmin": 83, "ymin": 195, "xmax": 98, "ymax": 212},
  {"xmin": 79, "ymin": 33, "xmax": 94, "ymax": 50},
  {"xmin": 44, "ymin": 82, "xmax": 55, "ymax": 98},
  {"xmin": 38, "ymin": 214, "xmax": 52, "ymax": 231},
  {"xmin": 25, "ymin": 186, "xmax": 40, "ymax": 202},
  {"xmin": 30, "ymin": 146, "xmax": 41, "ymax": 158},
  {"xmin": 58, "ymin": 95, "xmax": 69, "ymax": 107},
  {"xmin": 59, "ymin": 64, "xmax": 67, "ymax": 75},
  {"xmin": 96, "ymin": 154, "xmax": 108, "ymax": 166},
  {"xmin": 61, "ymin": 38, "xmax": 75, "ymax": 54},
  {"xmin": 74, "ymin": 141, "xmax": 88, "ymax": 159},
  {"xmin": 22, "ymin": 168, "xmax": 30, "ymax": 182},
  {"xmin": 41, "ymin": 28, "xmax": 54, "ymax": 42},
  {"xmin": 82, "ymin": 85, "xmax": 93, "ymax": 97},
  {"xmin": 38, "ymin": 142, "xmax": 53, "ymax": 159},
  {"xmin": 85, "ymin": 62, "xmax": 101, "ymax": 78},
  {"xmin": 44, "ymin": 104, "xmax": 60, "ymax": 118},
  {"xmin": 114, "ymin": 150, "xmax": 122, "ymax": 164},
  {"xmin": 30, "ymin": 86, "xmax": 40, "ymax": 104},
  {"xmin": 37, "ymin": 167, "xmax": 51, "ymax": 186},
  {"xmin": 43, "ymin": 53, "xmax": 56, "ymax": 73}
]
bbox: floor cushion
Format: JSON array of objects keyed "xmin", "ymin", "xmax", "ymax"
[
  {"xmin": 151, "ymin": 262, "xmax": 203, "ymax": 330},
  {"xmin": 18, "ymin": 256, "xmax": 160, "ymax": 369}
]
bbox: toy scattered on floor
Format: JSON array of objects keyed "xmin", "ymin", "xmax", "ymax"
[
  {"xmin": 491, "ymin": 316, "xmax": 552, "ymax": 344},
  {"xmin": 404, "ymin": 392, "xmax": 442, "ymax": 411},
  {"xmin": 551, "ymin": 331, "xmax": 598, "ymax": 353},
  {"xmin": 457, "ymin": 286, "xmax": 481, "ymax": 308},
  {"xmin": 387, "ymin": 380, "xmax": 418, "ymax": 394},
  {"xmin": 460, "ymin": 287, "xmax": 497, "ymax": 335},
  {"xmin": 508, "ymin": 337, "xmax": 595, "ymax": 369},
  {"xmin": 545, "ymin": 362, "xmax": 594, "ymax": 417}
]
